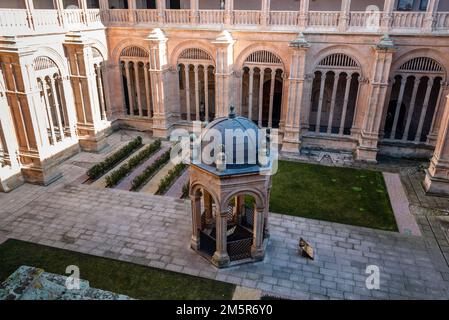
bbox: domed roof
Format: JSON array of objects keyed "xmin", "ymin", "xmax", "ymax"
[{"xmin": 195, "ymin": 106, "xmax": 269, "ymax": 176}]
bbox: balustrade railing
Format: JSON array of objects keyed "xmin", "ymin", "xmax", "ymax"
[
  {"xmin": 199, "ymin": 10, "xmax": 224, "ymax": 25},
  {"xmin": 391, "ymin": 11, "xmax": 426, "ymax": 29},
  {"xmin": 233, "ymin": 10, "xmax": 260, "ymax": 25},
  {"xmin": 135, "ymin": 9, "xmax": 158, "ymax": 23},
  {"xmin": 308, "ymin": 11, "xmax": 340, "ymax": 28},
  {"xmin": 435, "ymin": 12, "xmax": 449, "ymax": 30},
  {"xmin": 270, "ymin": 11, "xmax": 298, "ymax": 26},
  {"xmin": 0, "ymin": 8, "xmax": 448, "ymax": 35},
  {"xmin": 165, "ymin": 9, "xmax": 190, "ymax": 24}
]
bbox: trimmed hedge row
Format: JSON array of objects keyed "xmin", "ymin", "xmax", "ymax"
[
  {"xmin": 131, "ymin": 148, "xmax": 171, "ymax": 191},
  {"xmin": 87, "ymin": 136, "xmax": 143, "ymax": 180},
  {"xmin": 155, "ymin": 163, "xmax": 187, "ymax": 195},
  {"xmin": 105, "ymin": 139, "xmax": 162, "ymax": 188}
]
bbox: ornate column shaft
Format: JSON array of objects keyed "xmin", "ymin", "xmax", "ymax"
[
  {"xmin": 251, "ymin": 206, "xmax": 265, "ymax": 261},
  {"xmin": 248, "ymin": 67, "xmax": 255, "ymax": 120},
  {"xmin": 415, "ymin": 77, "xmax": 435, "ymax": 142},
  {"xmin": 146, "ymin": 28, "xmax": 172, "ymax": 138},
  {"xmin": 258, "ymin": 69, "xmax": 265, "ymax": 127},
  {"xmin": 282, "ymin": 33, "xmax": 310, "ymax": 153},
  {"xmin": 268, "ymin": 69, "xmax": 276, "ymax": 128},
  {"xmin": 356, "ymin": 35, "xmax": 396, "ymax": 163},
  {"xmin": 212, "ymin": 211, "xmax": 230, "ymax": 267},
  {"xmin": 339, "ymin": 73, "xmax": 353, "ymax": 135},
  {"xmin": 204, "ymin": 66, "xmax": 209, "ymax": 121},
  {"xmin": 402, "ymin": 76, "xmax": 421, "ymax": 141},
  {"xmin": 184, "ymin": 65, "xmax": 191, "ymax": 121},
  {"xmin": 424, "ymin": 94, "xmax": 449, "ymax": 196},
  {"xmin": 390, "ymin": 76, "xmax": 407, "ymax": 139},
  {"xmin": 327, "ymin": 72, "xmax": 340, "ymax": 134},
  {"xmin": 194, "ymin": 64, "xmax": 200, "ymax": 121},
  {"xmin": 212, "ymin": 31, "xmax": 235, "ymax": 118},
  {"xmin": 190, "ymin": 193, "xmax": 201, "ymax": 250},
  {"xmin": 64, "ymin": 32, "xmax": 109, "ymax": 152}
]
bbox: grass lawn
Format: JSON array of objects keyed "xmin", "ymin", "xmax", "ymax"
[
  {"xmin": 270, "ymin": 160, "xmax": 397, "ymax": 231},
  {"xmin": 0, "ymin": 239, "xmax": 235, "ymax": 300}
]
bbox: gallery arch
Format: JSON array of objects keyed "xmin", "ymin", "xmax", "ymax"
[
  {"xmin": 177, "ymin": 48, "xmax": 215, "ymax": 122},
  {"xmin": 119, "ymin": 46, "xmax": 153, "ymax": 118},
  {"xmin": 34, "ymin": 56, "xmax": 71, "ymax": 145},
  {"xmin": 383, "ymin": 57, "xmax": 445, "ymax": 144},
  {"xmin": 240, "ymin": 50, "xmax": 284, "ymax": 128},
  {"xmin": 308, "ymin": 53, "xmax": 361, "ymax": 135}
]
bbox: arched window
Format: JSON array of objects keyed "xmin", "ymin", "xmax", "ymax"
[
  {"xmin": 383, "ymin": 57, "xmax": 445, "ymax": 143},
  {"xmin": 240, "ymin": 50, "xmax": 284, "ymax": 128},
  {"xmin": 177, "ymin": 48, "xmax": 215, "ymax": 122},
  {"xmin": 119, "ymin": 46, "xmax": 152, "ymax": 117},
  {"xmin": 34, "ymin": 56, "xmax": 70, "ymax": 145},
  {"xmin": 309, "ymin": 53, "xmax": 361, "ymax": 135}
]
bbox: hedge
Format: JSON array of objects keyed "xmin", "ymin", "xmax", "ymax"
[
  {"xmin": 155, "ymin": 163, "xmax": 187, "ymax": 195},
  {"xmin": 86, "ymin": 136, "xmax": 143, "ymax": 180},
  {"xmin": 105, "ymin": 140, "xmax": 162, "ymax": 188},
  {"xmin": 131, "ymin": 149, "xmax": 172, "ymax": 191}
]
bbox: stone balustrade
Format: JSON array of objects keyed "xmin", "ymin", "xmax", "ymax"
[{"xmin": 1, "ymin": 8, "xmax": 449, "ymax": 35}]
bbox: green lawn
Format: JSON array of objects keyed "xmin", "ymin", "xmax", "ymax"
[
  {"xmin": 270, "ymin": 160, "xmax": 397, "ymax": 231},
  {"xmin": 0, "ymin": 239, "xmax": 235, "ymax": 300}
]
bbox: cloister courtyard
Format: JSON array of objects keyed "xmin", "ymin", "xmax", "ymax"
[{"xmin": 1, "ymin": 129, "xmax": 449, "ymax": 300}]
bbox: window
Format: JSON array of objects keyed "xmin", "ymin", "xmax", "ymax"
[
  {"xmin": 397, "ymin": 0, "xmax": 414, "ymax": 11},
  {"xmin": 419, "ymin": 0, "xmax": 429, "ymax": 11}
]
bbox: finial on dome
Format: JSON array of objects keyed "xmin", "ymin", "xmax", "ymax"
[{"xmin": 229, "ymin": 105, "xmax": 236, "ymax": 119}]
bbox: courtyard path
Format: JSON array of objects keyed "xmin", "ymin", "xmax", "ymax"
[
  {"xmin": 165, "ymin": 169, "xmax": 189, "ymax": 198},
  {"xmin": 140, "ymin": 161, "xmax": 176, "ymax": 194},
  {"xmin": 115, "ymin": 145, "xmax": 171, "ymax": 191},
  {"xmin": 1, "ymin": 180, "xmax": 448, "ymax": 299}
]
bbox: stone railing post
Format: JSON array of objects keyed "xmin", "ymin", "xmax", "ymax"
[
  {"xmin": 128, "ymin": 0, "xmax": 136, "ymax": 23},
  {"xmin": 261, "ymin": 0, "xmax": 270, "ymax": 26},
  {"xmin": 298, "ymin": 0, "xmax": 309, "ymax": 29},
  {"xmin": 424, "ymin": 0, "xmax": 440, "ymax": 32},
  {"xmin": 156, "ymin": 0, "xmax": 166, "ymax": 23},
  {"xmin": 338, "ymin": 0, "xmax": 351, "ymax": 32},
  {"xmin": 190, "ymin": 0, "xmax": 199, "ymax": 24},
  {"xmin": 381, "ymin": 0, "xmax": 394, "ymax": 32},
  {"xmin": 224, "ymin": 0, "xmax": 233, "ymax": 26}
]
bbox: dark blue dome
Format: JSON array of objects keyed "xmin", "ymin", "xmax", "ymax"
[{"xmin": 200, "ymin": 107, "xmax": 261, "ymax": 170}]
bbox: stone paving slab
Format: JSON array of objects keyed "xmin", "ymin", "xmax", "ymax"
[
  {"xmin": 383, "ymin": 172, "xmax": 421, "ymax": 236},
  {"xmin": 1, "ymin": 182, "xmax": 448, "ymax": 300}
]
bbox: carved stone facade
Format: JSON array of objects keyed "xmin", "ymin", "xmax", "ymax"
[{"xmin": 1, "ymin": 0, "xmax": 449, "ymax": 195}]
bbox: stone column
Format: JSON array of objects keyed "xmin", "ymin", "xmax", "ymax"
[
  {"xmin": 248, "ymin": 67, "xmax": 255, "ymax": 121},
  {"xmin": 402, "ymin": 76, "xmax": 421, "ymax": 141},
  {"xmin": 190, "ymin": 0, "xmax": 200, "ymax": 24},
  {"xmin": 212, "ymin": 31, "xmax": 235, "ymax": 118},
  {"xmin": 95, "ymin": 65, "xmax": 107, "ymax": 120},
  {"xmin": 224, "ymin": 0, "xmax": 234, "ymax": 26},
  {"xmin": 390, "ymin": 76, "xmax": 407, "ymax": 139},
  {"xmin": 424, "ymin": 0, "xmax": 440, "ymax": 32},
  {"xmin": 49, "ymin": 77, "xmax": 65, "ymax": 139},
  {"xmin": 415, "ymin": 77, "xmax": 435, "ymax": 142},
  {"xmin": 184, "ymin": 65, "xmax": 191, "ymax": 121},
  {"xmin": 134, "ymin": 61, "xmax": 143, "ymax": 117},
  {"xmin": 427, "ymin": 82, "xmax": 449, "ymax": 145},
  {"xmin": 0, "ymin": 70, "xmax": 23, "ymax": 192},
  {"xmin": 146, "ymin": 28, "xmax": 173, "ymax": 138},
  {"xmin": 315, "ymin": 72, "xmax": 327, "ymax": 133},
  {"xmin": 327, "ymin": 72, "xmax": 340, "ymax": 134},
  {"xmin": 156, "ymin": 0, "xmax": 166, "ymax": 23},
  {"xmin": 381, "ymin": 0, "xmax": 395, "ymax": 32},
  {"xmin": 424, "ymin": 94, "xmax": 449, "ymax": 196},
  {"xmin": 64, "ymin": 32, "xmax": 110, "ymax": 152},
  {"xmin": 261, "ymin": 0, "xmax": 270, "ymax": 26},
  {"xmin": 190, "ymin": 193, "xmax": 201, "ymax": 249},
  {"xmin": 143, "ymin": 63, "xmax": 151, "ymax": 118},
  {"xmin": 268, "ymin": 69, "xmax": 276, "ymax": 128},
  {"xmin": 282, "ymin": 33, "xmax": 310, "ymax": 153},
  {"xmin": 125, "ymin": 62, "xmax": 134, "ymax": 114},
  {"xmin": 339, "ymin": 73, "xmax": 353, "ymax": 135},
  {"xmin": 251, "ymin": 205, "xmax": 265, "ymax": 261},
  {"xmin": 204, "ymin": 66, "xmax": 209, "ymax": 122},
  {"xmin": 212, "ymin": 210, "xmax": 230, "ymax": 267},
  {"xmin": 298, "ymin": 0, "xmax": 309, "ymax": 28},
  {"xmin": 338, "ymin": 0, "xmax": 351, "ymax": 32},
  {"xmin": 258, "ymin": 69, "xmax": 265, "ymax": 127},
  {"xmin": 194, "ymin": 64, "xmax": 200, "ymax": 121},
  {"xmin": 356, "ymin": 35, "xmax": 395, "ymax": 163}
]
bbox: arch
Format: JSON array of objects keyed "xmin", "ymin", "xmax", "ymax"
[
  {"xmin": 31, "ymin": 47, "xmax": 68, "ymax": 77},
  {"xmin": 317, "ymin": 53, "xmax": 359, "ymax": 69},
  {"xmin": 310, "ymin": 45, "xmax": 365, "ymax": 76},
  {"xmin": 120, "ymin": 46, "xmax": 149, "ymax": 59},
  {"xmin": 244, "ymin": 50, "xmax": 283, "ymax": 66},
  {"xmin": 179, "ymin": 48, "xmax": 213, "ymax": 62},
  {"xmin": 398, "ymin": 57, "xmax": 444, "ymax": 74},
  {"xmin": 221, "ymin": 188, "xmax": 265, "ymax": 213},
  {"xmin": 171, "ymin": 40, "xmax": 216, "ymax": 66},
  {"xmin": 111, "ymin": 38, "xmax": 149, "ymax": 63},
  {"xmin": 33, "ymin": 56, "xmax": 58, "ymax": 71},
  {"xmin": 88, "ymin": 37, "xmax": 108, "ymax": 60},
  {"xmin": 190, "ymin": 182, "xmax": 220, "ymax": 207},
  {"xmin": 390, "ymin": 48, "xmax": 448, "ymax": 80},
  {"xmin": 235, "ymin": 43, "xmax": 287, "ymax": 71}
]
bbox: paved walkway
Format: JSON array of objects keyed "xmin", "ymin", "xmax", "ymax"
[
  {"xmin": 165, "ymin": 169, "xmax": 189, "ymax": 198},
  {"xmin": 1, "ymin": 181, "xmax": 448, "ymax": 299}
]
